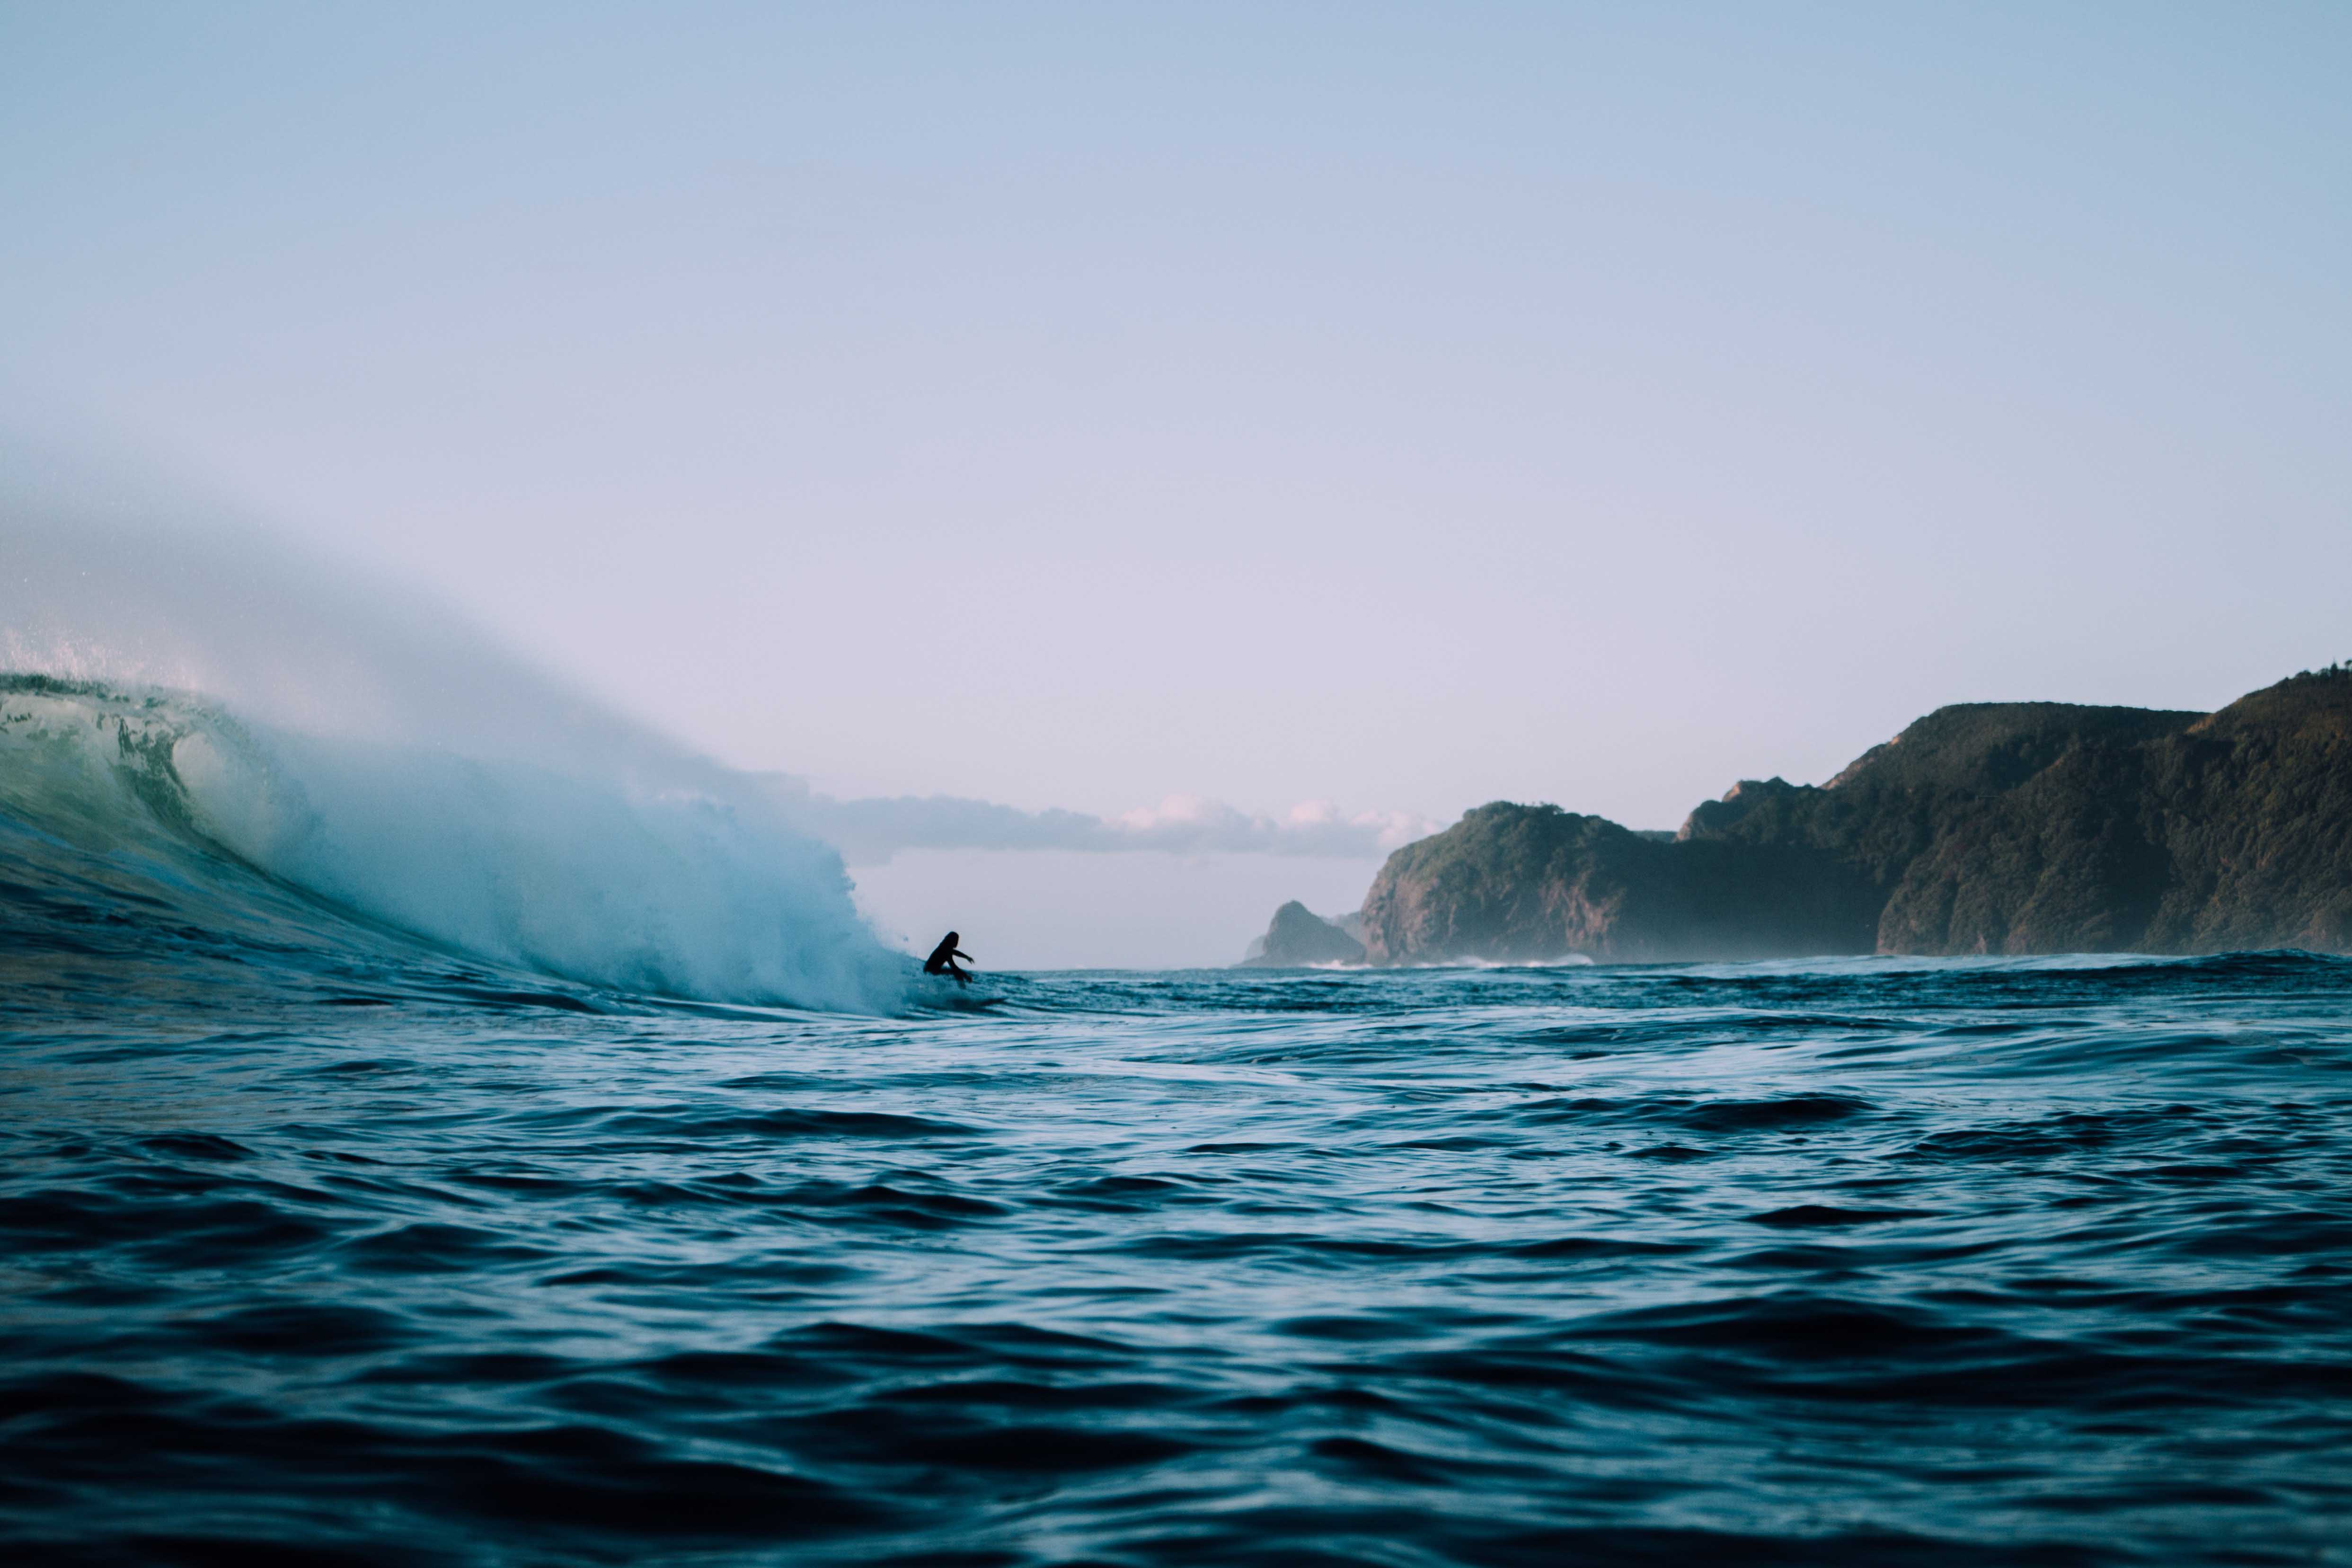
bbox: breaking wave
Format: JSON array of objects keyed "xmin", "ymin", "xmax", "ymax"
[
  {"xmin": 0, "ymin": 480, "xmax": 920, "ymax": 1013},
  {"xmin": 0, "ymin": 675, "xmax": 907, "ymax": 1011}
]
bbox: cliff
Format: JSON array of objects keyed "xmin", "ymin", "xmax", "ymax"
[
  {"xmin": 1353, "ymin": 668, "xmax": 2352, "ymax": 964},
  {"xmin": 1238, "ymin": 901, "xmax": 1367, "ymax": 967}
]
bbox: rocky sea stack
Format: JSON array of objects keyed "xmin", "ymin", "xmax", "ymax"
[
  {"xmin": 1239, "ymin": 901, "xmax": 1367, "ymax": 967},
  {"xmin": 1252, "ymin": 668, "xmax": 2352, "ymax": 966}
]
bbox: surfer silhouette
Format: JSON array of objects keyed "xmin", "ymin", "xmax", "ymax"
[{"xmin": 924, "ymin": 931, "xmax": 974, "ymax": 986}]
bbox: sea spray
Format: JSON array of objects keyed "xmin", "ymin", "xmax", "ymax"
[{"xmin": 1, "ymin": 493, "xmax": 908, "ymax": 1012}]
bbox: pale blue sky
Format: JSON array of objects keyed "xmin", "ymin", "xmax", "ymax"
[{"xmin": 5, "ymin": 3, "xmax": 2349, "ymax": 961}]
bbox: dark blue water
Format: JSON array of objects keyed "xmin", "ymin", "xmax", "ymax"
[
  {"xmin": 9, "ymin": 944, "xmax": 2352, "ymax": 1565},
  {"xmin": 7, "ymin": 681, "xmax": 2352, "ymax": 1564}
]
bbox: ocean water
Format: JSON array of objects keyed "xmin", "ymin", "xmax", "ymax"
[{"xmin": 7, "ymin": 689, "xmax": 2352, "ymax": 1565}]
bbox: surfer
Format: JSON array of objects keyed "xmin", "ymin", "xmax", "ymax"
[{"xmin": 923, "ymin": 931, "xmax": 974, "ymax": 986}]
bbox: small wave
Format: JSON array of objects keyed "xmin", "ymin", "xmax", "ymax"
[
  {"xmin": 1671, "ymin": 949, "xmax": 2352, "ymax": 983},
  {"xmin": 495, "ymin": 1103, "xmax": 979, "ymax": 1142},
  {"xmin": 1496, "ymin": 1092, "xmax": 1877, "ymax": 1134},
  {"xmin": 1392, "ymin": 954, "xmax": 1600, "ymax": 970}
]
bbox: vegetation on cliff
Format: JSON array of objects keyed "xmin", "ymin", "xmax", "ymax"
[{"xmin": 1351, "ymin": 668, "xmax": 2352, "ymax": 964}]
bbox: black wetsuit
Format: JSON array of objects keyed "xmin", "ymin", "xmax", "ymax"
[{"xmin": 923, "ymin": 935, "xmax": 973, "ymax": 985}]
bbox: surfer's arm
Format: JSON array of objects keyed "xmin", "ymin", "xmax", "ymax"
[{"xmin": 952, "ymin": 948, "xmax": 973, "ymax": 961}]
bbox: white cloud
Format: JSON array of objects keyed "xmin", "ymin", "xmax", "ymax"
[{"xmin": 761, "ymin": 778, "xmax": 1441, "ymax": 867}]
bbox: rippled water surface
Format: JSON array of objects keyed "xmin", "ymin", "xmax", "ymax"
[{"xmin": 7, "ymin": 956, "xmax": 2352, "ymax": 1565}]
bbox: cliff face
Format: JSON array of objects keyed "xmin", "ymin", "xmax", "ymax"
[
  {"xmin": 2143, "ymin": 673, "xmax": 2352, "ymax": 951},
  {"xmin": 1356, "ymin": 806, "xmax": 1877, "ymax": 964},
  {"xmin": 1357, "ymin": 669, "xmax": 2352, "ymax": 964}
]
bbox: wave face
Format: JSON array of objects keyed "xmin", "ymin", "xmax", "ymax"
[
  {"xmin": 0, "ymin": 675, "xmax": 905, "ymax": 1012},
  {"xmin": 3, "ymin": 956, "xmax": 2351, "ymax": 1563}
]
